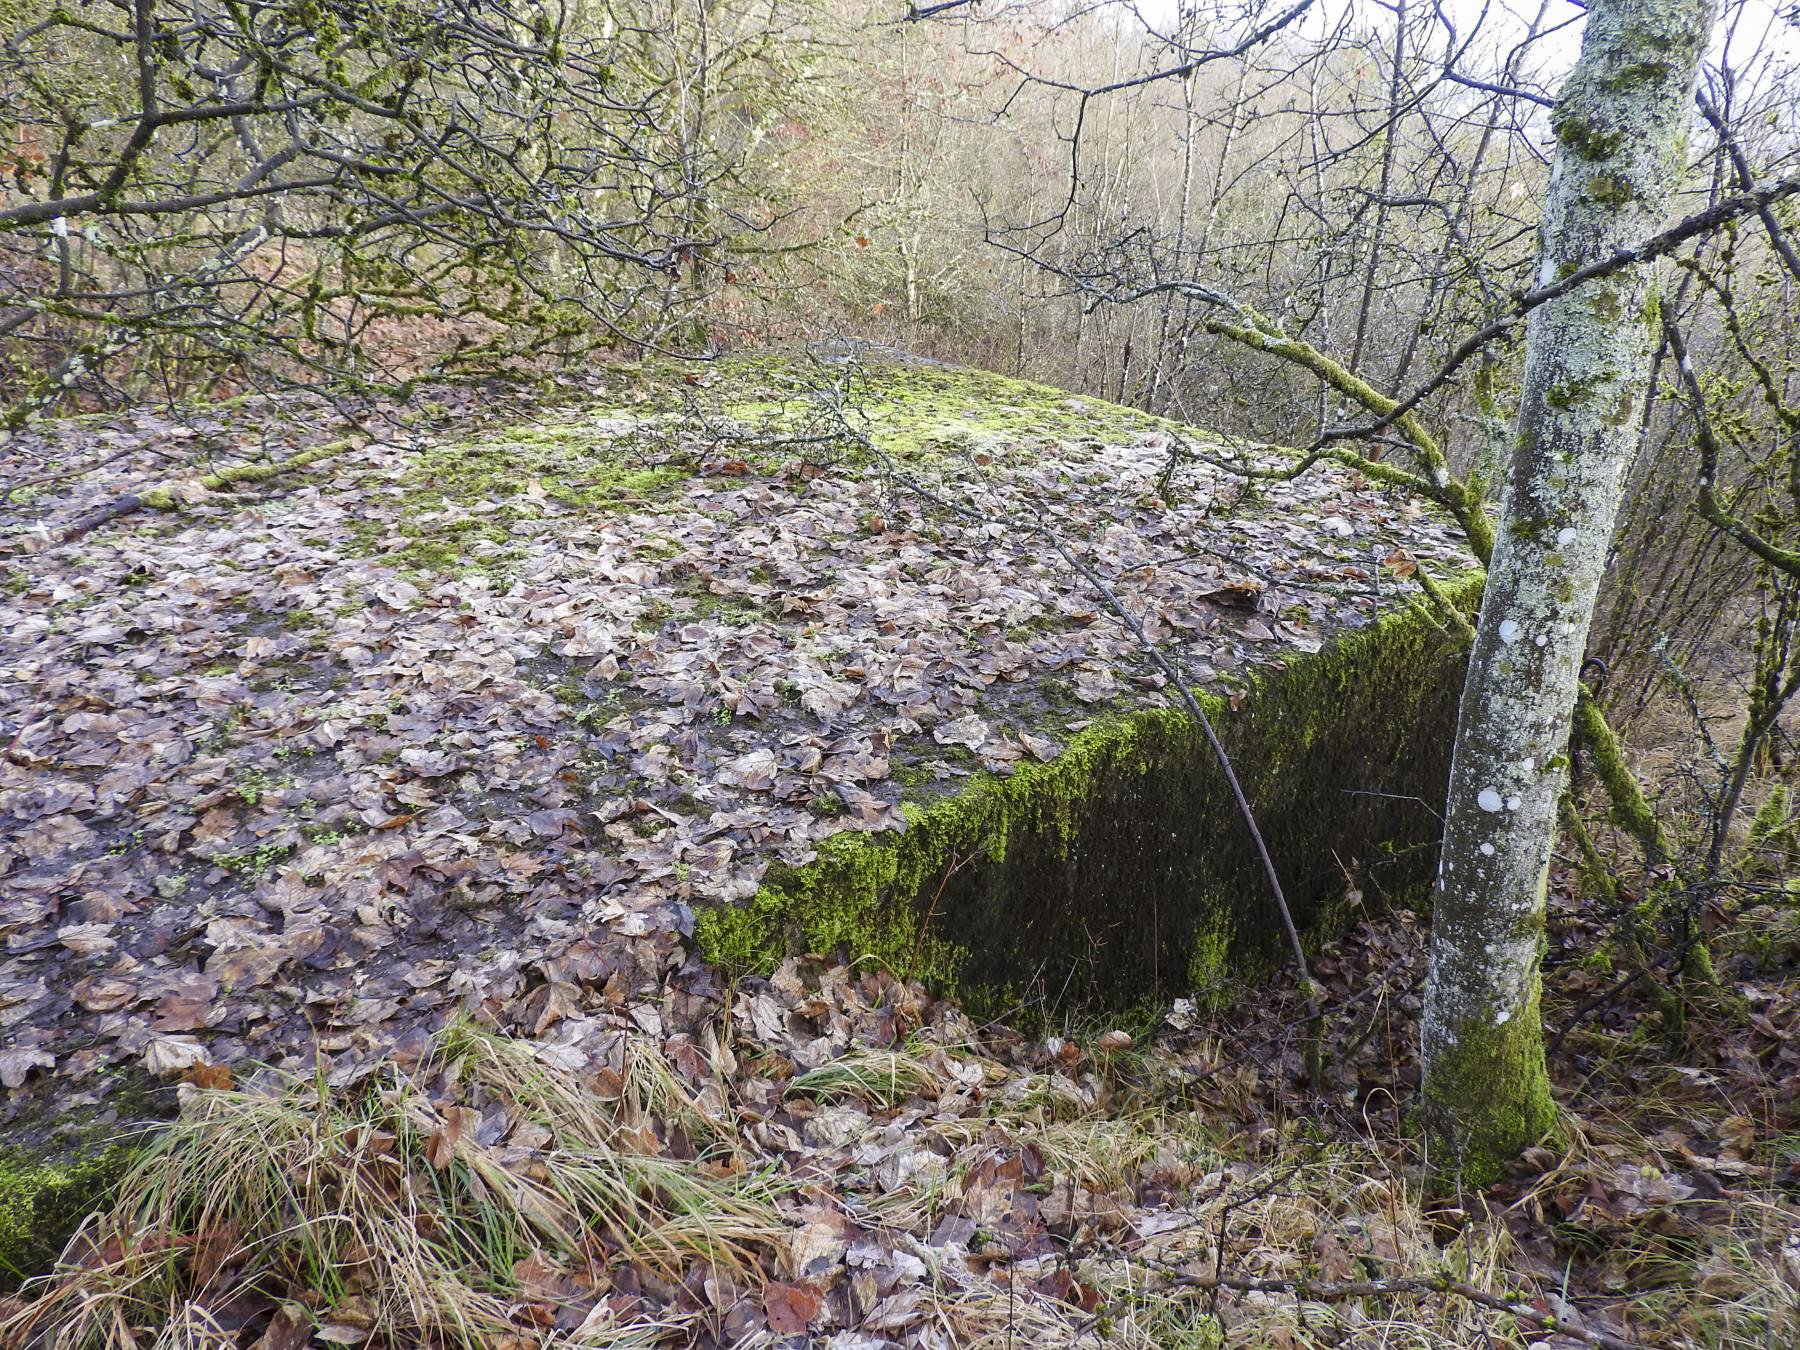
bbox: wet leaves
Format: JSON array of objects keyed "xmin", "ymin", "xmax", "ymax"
[
  {"xmin": 14, "ymin": 361, "xmax": 1690, "ymax": 1346},
  {"xmin": 0, "ymin": 361, "xmax": 1469, "ymax": 1124}
]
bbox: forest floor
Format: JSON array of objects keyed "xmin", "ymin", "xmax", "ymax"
[
  {"xmin": 0, "ymin": 350, "xmax": 1464, "ymax": 1115},
  {"xmin": 0, "ymin": 352, "xmax": 1795, "ymax": 1347}
]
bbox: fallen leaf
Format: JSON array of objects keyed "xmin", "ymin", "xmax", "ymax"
[
  {"xmin": 764, "ymin": 1280, "xmax": 823, "ymax": 1334},
  {"xmin": 934, "ymin": 714, "xmax": 990, "ymax": 751},
  {"xmin": 0, "ymin": 1046, "xmax": 54, "ymax": 1088},
  {"xmin": 144, "ymin": 1035, "xmax": 211, "ymax": 1077}
]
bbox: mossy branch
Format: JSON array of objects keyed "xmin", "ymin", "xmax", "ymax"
[
  {"xmin": 1738, "ymin": 784, "xmax": 1794, "ymax": 877},
  {"xmin": 1557, "ymin": 794, "xmax": 1619, "ymax": 904},
  {"xmin": 1201, "ymin": 317, "xmax": 1497, "ymax": 562},
  {"xmin": 1664, "ymin": 315, "xmax": 1800, "ymax": 580},
  {"xmin": 1412, "ymin": 568, "xmax": 1480, "ymax": 647},
  {"xmin": 135, "ymin": 437, "xmax": 359, "ymax": 510},
  {"xmin": 50, "ymin": 436, "xmax": 362, "ymax": 546},
  {"xmin": 1205, "ymin": 318, "xmax": 1449, "ymax": 467},
  {"xmin": 1573, "ymin": 684, "xmax": 1674, "ymax": 868},
  {"xmin": 1555, "ymin": 794, "xmax": 1684, "ymax": 1029}
]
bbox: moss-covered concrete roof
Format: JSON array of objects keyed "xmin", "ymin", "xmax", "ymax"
[{"xmin": 0, "ymin": 350, "xmax": 1479, "ymax": 1266}]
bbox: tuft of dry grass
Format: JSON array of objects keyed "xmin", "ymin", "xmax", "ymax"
[
  {"xmin": 0, "ymin": 1023, "xmax": 784, "ymax": 1348},
  {"xmin": 786, "ymin": 1038, "xmax": 947, "ymax": 1107},
  {"xmin": 6, "ymin": 926, "xmax": 1794, "ymax": 1349}
]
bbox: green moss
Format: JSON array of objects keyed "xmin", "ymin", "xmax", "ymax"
[
  {"xmin": 385, "ymin": 518, "xmax": 525, "ymax": 581},
  {"xmin": 1509, "ymin": 514, "xmax": 1550, "ymax": 539},
  {"xmin": 1578, "ymin": 943, "xmax": 1616, "ymax": 975},
  {"xmin": 685, "ymin": 588, "xmax": 773, "ymax": 626},
  {"xmin": 1551, "ymin": 108, "xmax": 1625, "ymax": 161},
  {"xmin": 1545, "ymin": 372, "xmax": 1611, "ymax": 410},
  {"xmin": 400, "ymin": 426, "xmax": 684, "ymax": 513},
  {"xmin": 705, "ymin": 357, "xmax": 1169, "ymax": 465},
  {"xmin": 1740, "ymin": 785, "xmax": 1793, "ymax": 877},
  {"xmin": 1573, "ymin": 689, "xmax": 1671, "ymax": 863},
  {"xmin": 212, "ymin": 839, "xmax": 294, "ymax": 876},
  {"xmin": 342, "ymin": 420, "xmax": 688, "ymax": 578},
  {"xmin": 138, "ymin": 437, "xmax": 355, "ymax": 512},
  {"xmin": 696, "ymin": 574, "xmax": 1485, "ymax": 1020},
  {"xmin": 1584, "ymin": 174, "xmax": 1635, "ymax": 207},
  {"xmin": 1185, "ymin": 921, "xmax": 1235, "ymax": 1008},
  {"xmin": 1420, "ymin": 976, "xmax": 1557, "ymax": 1187},
  {"xmin": 1600, "ymin": 59, "xmax": 1675, "ymax": 91},
  {"xmin": 0, "ymin": 1139, "xmax": 138, "ymax": 1289},
  {"xmin": 1588, "ymin": 287, "xmax": 1623, "ymax": 321}
]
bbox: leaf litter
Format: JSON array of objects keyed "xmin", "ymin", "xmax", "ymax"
[
  {"xmin": 0, "ymin": 354, "xmax": 1467, "ymax": 1106},
  {"xmin": 2, "ymin": 353, "xmax": 1792, "ymax": 1346}
]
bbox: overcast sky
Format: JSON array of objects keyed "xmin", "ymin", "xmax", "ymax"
[{"xmin": 1126, "ymin": 0, "xmax": 1800, "ymax": 84}]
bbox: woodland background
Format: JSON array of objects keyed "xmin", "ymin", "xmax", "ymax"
[
  {"xmin": 5, "ymin": 0, "xmax": 1797, "ymax": 887},
  {"xmin": 4, "ymin": 2, "xmax": 1800, "ymax": 1344}
]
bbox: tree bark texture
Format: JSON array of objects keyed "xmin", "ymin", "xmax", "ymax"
[{"xmin": 1420, "ymin": 0, "xmax": 1717, "ymax": 1183}]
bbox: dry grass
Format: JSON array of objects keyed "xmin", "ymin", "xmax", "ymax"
[
  {"xmin": 786, "ymin": 1039, "xmax": 947, "ymax": 1108},
  {"xmin": 5, "ymin": 975, "xmax": 1795, "ymax": 1348},
  {"xmin": 0, "ymin": 1023, "xmax": 785, "ymax": 1348}
]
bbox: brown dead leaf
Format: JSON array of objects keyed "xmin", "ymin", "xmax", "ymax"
[
  {"xmin": 763, "ymin": 1281, "xmax": 823, "ymax": 1334},
  {"xmin": 182, "ymin": 1063, "xmax": 236, "ymax": 1091},
  {"xmin": 0, "ymin": 1046, "xmax": 54, "ymax": 1088},
  {"xmin": 1199, "ymin": 580, "xmax": 1264, "ymax": 608},
  {"xmin": 1720, "ymin": 1115, "xmax": 1757, "ymax": 1160},
  {"xmin": 427, "ymin": 1106, "xmax": 474, "ymax": 1170},
  {"xmin": 788, "ymin": 1207, "xmax": 852, "ymax": 1276},
  {"xmin": 256, "ymin": 1304, "xmax": 314, "ymax": 1350},
  {"xmin": 73, "ymin": 974, "xmax": 139, "ymax": 1013}
]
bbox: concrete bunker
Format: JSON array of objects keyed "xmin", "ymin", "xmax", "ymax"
[
  {"xmin": 0, "ymin": 350, "xmax": 1484, "ymax": 1285},
  {"xmin": 698, "ymin": 574, "xmax": 1481, "ymax": 1017}
]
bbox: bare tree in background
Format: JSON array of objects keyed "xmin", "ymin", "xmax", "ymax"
[{"xmin": 0, "ymin": 0, "xmax": 807, "ymax": 423}]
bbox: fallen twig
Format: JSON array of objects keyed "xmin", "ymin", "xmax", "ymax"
[
  {"xmin": 1040, "ymin": 527, "xmax": 1327, "ymax": 1078},
  {"xmin": 45, "ymin": 437, "xmax": 360, "ymax": 546}
]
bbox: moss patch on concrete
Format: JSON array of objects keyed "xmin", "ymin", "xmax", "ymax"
[
  {"xmin": 704, "ymin": 354, "xmax": 1175, "ymax": 465},
  {"xmin": 0, "ymin": 1070, "xmax": 173, "ymax": 1290},
  {"xmin": 396, "ymin": 424, "xmax": 686, "ymax": 514},
  {"xmin": 0, "ymin": 1138, "xmax": 138, "ymax": 1291},
  {"xmin": 345, "ymin": 416, "xmax": 688, "ymax": 579},
  {"xmin": 336, "ymin": 350, "xmax": 1190, "ymax": 582},
  {"xmin": 697, "ymin": 574, "xmax": 1484, "ymax": 1019}
]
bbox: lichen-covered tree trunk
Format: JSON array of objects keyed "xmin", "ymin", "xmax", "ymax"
[{"xmin": 1420, "ymin": 0, "xmax": 1716, "ymax": 1183}]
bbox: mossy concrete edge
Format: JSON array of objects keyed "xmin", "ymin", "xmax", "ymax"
[
  {"xmin": 696, "ymin": 572, "xmax": 1486, "ymax": 1018},
  {"xmin": 0, "ymin": 1137, "xmax": 140, "ymax": 1292}
]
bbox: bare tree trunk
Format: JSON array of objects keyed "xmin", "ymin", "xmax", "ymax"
[
  {"xmin": 1348, "ymin": 0, "xmax": 1409, "ymax": 378},
  {"xmin": 1149, "ymin": 39, "xmax": 1200, "ymax": 413},
  {"xmin": 1420, "ymin": 0, "xmax": 1716, "ymax": 1184}
]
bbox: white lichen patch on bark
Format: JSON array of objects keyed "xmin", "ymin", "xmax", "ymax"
[{"xmin": 1421, "ymin": 0, "xmax": 1717, "ymax": 1177}]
